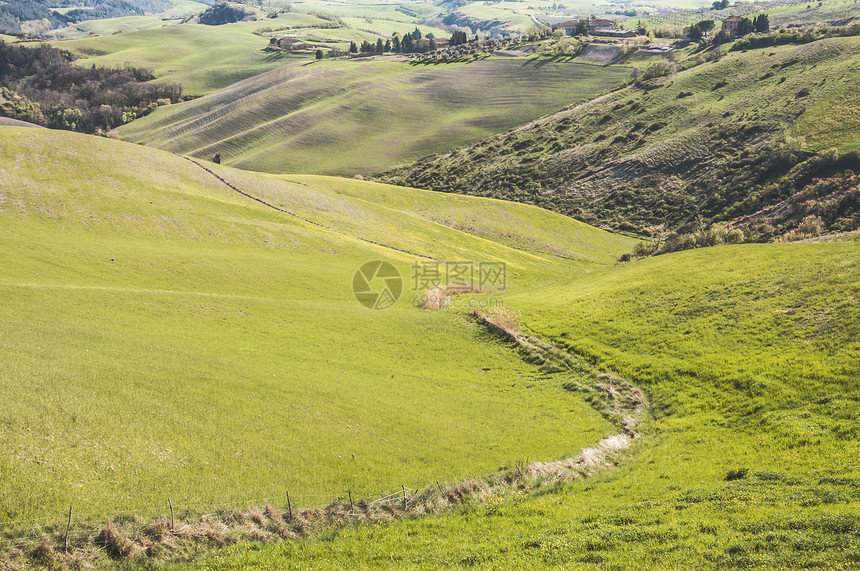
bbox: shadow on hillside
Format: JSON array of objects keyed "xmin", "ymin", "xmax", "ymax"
[{"xmin": 524, "ymin": 54, "xmax": 578, "ymax": 68}]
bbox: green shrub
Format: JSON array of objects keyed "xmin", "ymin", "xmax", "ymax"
[{"xmin": 642, "ymin": 60, "xmax": 676, "ymax": 79}]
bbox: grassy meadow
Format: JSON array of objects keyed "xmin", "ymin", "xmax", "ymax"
[
  {"xmin": 46, "ymin": 16, "xmax": 182, "ymax": 40},
  {"xmin": 167, "ymin": 237, "xmax": 860, "ymax": 569},
  {"xmin": 50, "ymin": 21, "xmax": 311, "ymax": 96},
  {"xmin": 49, "ymin": 14, "xmax": 450, "ymax": 96},
  {"xmin": 290, "ymin": 0, "xmax": 438, "ymax": 22},
  {"xmin": 114, "ymin": 57, "xmax": 631, "ymax": 175},
  {"xmin": 44, "ymin": 0, "xmax": 209, "ymax": 39},
  {"xmin": 0, "ymin": 128, "xmax": 637, "ymax": 536}
]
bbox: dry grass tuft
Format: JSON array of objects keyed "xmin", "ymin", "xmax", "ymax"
[
  {"xmin": 247, "ymin": 507, "xmax": 267, "ymax": 527},
  {"xmin": 143, "ymin": 517, "xmax": 172, "ymax": 542},
  {"xmin": 423, "ymin": 285, "xmax": 450, "ymax": 309},
  {"xmin": 97, "ymin": 521, "xmax": 141, "ymax": 559},
  {"xmin": 243, "ymin": 528, "xmax": 273, "ymax": 543},
  {"xmin": 482, "ymin": 306, "xmax": 522, "ymax": 337},
  {"xmin": 57, "ymin": 546, "xmax": 101, "ymax": 570},
  {"xmin": 197, "ymin": 519, "xmax": 226, "ymax": 546},
  {"xmin": 267, "ymin": 521, "xmax": 296, "ymax": 540},
  {"xmin": 263, "ymin": 503, "xmax": 279, "ymax": 520}
]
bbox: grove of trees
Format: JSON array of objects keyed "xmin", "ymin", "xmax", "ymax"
[
  {"xmin": 198, "ymin": 3, "xmax": 250, "ymax": 25},
  {"xmin": 0, "ymin": 41, "xmax": 182, "ymax": 132}
]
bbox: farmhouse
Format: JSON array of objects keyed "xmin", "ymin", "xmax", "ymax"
[
  {"xmin": 588, "ymin": 17, "xmax": 615, "ymax": 31},
  {"xmin": 552, "ymin": 19, "xmax": 581, "ymax": 35},
  {"xmin": 722, "ymin": 16, "xmax": 743, "ymax": 37},
  {"xmin": 551, "ymin": 17, "xmax": 618, "ymax": 36}
]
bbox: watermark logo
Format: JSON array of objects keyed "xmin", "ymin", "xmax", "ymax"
[
  {"xmin": 352, "ymin": 260, "xmax": 403, "ymax": 310},
  {"xmin": 411, "ymin": 261, "xmax": 507, "ymax": 291},
  {"xmin": 353, "ymin": 259, "xmax": 507, "ymax": 310}
]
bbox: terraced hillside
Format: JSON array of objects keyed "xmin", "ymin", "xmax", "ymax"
[
  {"xmin": 0, "ymin": 127, "xmax": 635, "ymax": 535},
  {"xmin": 380, "ymin": 35, "xmax": 860, "ymax": 237},
  {"xmin": 115, "ymin": 57, "xmax": 631, "ymax": 175}
]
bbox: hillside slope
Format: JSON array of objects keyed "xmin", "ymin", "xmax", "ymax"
[
  {"xmin": 114, "ymin": 57, "xmax": 631, "ymax": 176},
  {"xmin": 181, "ymin": 235, "xmax": 860, "ymax": 570},
  {"xmin": 0, "ymin": 127, "xmax": 635, "ymax": 529},
  {"xmin": 379, "ymin": 36, "xmax": 860, "ymax": 237}
]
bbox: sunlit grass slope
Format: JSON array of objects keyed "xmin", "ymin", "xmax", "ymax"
[
  {"xmin": 180, "ymin": 238, "xmax": 860, "ymax": 569},
  {"xmin": 44, "ymin": 0, "xmax": 210, "ymax": 39},
  {"xmin": 115, "ymin": 57, "xmax": 631, "ymax": 175},
  {"xmin": 50, "ymin": 14, "xmax": 448, "ymax": 96},
  {"xmin": 0, "ymin": 128, "xmax": 636, "ymax": 526},
  {"xmin": 51, "ymin": 19, "xmax": 317, "ymax": 96},
  {"xmin": 46, "ymin": 16, "xmax": 181, "ymax": 40}
]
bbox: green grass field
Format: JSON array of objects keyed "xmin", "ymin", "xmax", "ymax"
[
  {"xmin": 48, "ymin": 13, "xmax": 450, "ymax": 96},
  {"xmin": 44, "ymin": 0, "xmax": 209, "ymax": 40},
  {"xmin": 49, "ymin": 20, "xmax": 316, "ymax": 96},
  {"xmin": 341, "ymin": 17, "xmax": 448, "ymax": 38},
  {"xmin": 1, "ymin": 90, "xmax": 858, "ymax": 568},
  {"xmin": 0, "ymin": 127, "xmax": 636, "ymax": 536},
  {"xmin": 292, "ymin": 0, "xmax": 438, "ymax": 22},
  {"xmin": 167, "ymin": 235, "xmax": 860, "ymax": 570},
  {"xmin": 46, "ymin": 16, "xmax": 180, "ymax": 40},
  {"xmin": 114, "ymin": 57, "xmax": 631, "ymax": 175},
  {"xmin": 456, "ymin": 3, "xmax": 537, "ymax": 33}
]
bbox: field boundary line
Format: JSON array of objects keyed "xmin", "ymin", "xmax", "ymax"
[{"xmin": 177, "ymin": 154, "xmax": 439, "ymax": 260}]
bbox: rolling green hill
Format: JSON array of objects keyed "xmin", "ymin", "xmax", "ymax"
[
  {"xmin": 114, "ymin": 57, "xmax": 631, "ymax": 175},
  {"xmin": 50, "ymin": 20, "xmax": 313, "ymax": 96},
  {"xmin": 1, "ymin": 117, "xmax": 858, "ymax": 570},
  {"xmin": 49, "ymin": 14, "xmax": 449, "ymax": 96},
  {"xmin": 379, "ymin": 35, "xmax": 860, "ymax": 237},
  {"xmin": 178, "ymin": 235, "xmax": 860, "ymax": 569},
  {"xmin": 0, "ymin": 127, "xmax": 635, "ymax": 541}
]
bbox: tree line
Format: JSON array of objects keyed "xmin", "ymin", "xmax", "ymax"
[
  {"xmin": 348, "ymin": 27, "xmax": 477, "ymax": 55},
  {"xmin": 684, "ymin": 14, "xmax": 769, "ymax": 44},
  {"xmin": 0, "ymin": 41, "xmax": 182, "ymax": 132}
]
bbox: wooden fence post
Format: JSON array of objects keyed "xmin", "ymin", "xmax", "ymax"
[
  {"xmin": 168, "ymin": 498, "xmax": 174, "ymax": 530},
  {"xmin": 287, "ymin": 490, "xmax": 292, "ymax": 521},
  {"xmin": 348, "ymin": 491, "xmax": 354, "ymax": 515},
  {"xmin": 401, "ymin": 485, "xmax": 407, "ymax": 511},
  {"xmin": 64, "ymin": 505, "xmax": 72, "ymax": 552}
]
